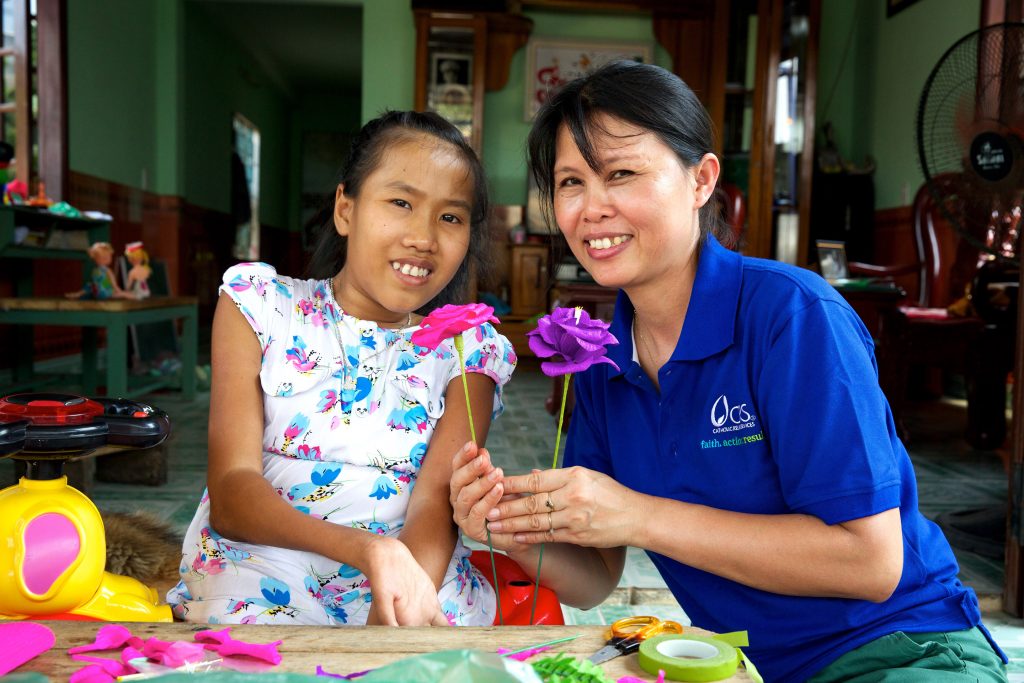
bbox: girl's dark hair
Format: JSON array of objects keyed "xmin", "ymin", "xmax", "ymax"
[
  {"xmin": 307, "ymin": 110, "xmax": 491, "ymax": 310},
  {"xmin": 526, "ymin": 60, "xmax": 726, "ymax": 246}
]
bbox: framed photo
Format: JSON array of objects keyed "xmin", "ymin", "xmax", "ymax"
[
  {"xmin": 430, "ymin": 52, "xmax": 472, "ymax": 104},
  {"xmin": 524, "ymin": 38, "xmax": 651, "ymax": 120},
  {"xmin": 886, "ymin": 0, "xmax": 922, "ymax": 17},
  {"xmin": 816, "ymin": 240, "xmax": 849, "ymax": 282}
]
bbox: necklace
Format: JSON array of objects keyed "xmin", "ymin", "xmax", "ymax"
[
  {"xmin": 633, "ymin": 315, "xmax": 658, "ymax": 367},
  {"xmin": 330, "ymin": 277, "xmax": 412, "ymax": 328}
]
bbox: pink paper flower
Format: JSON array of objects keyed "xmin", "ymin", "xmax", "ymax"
[
  {"xmin": 527, "ymin": 307, "xmax": 619, "ymax": 377},
  {"xmin": 411, "ymin": 303, "xmax": 499, "ymax": 350},
  {"xmin": 194, "ymin": 627, "xmax": 283, "ymax": 665}
]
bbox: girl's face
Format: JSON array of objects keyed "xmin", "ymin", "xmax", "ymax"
[
  {"xmin": 92, "ymin": 248, "xmax": 113, "ymax": 267},
  {"xmin": 552, "ymin": 114, "xmax": 718, "ymax": 294},
  {"xmin": 333, "ymin": 134, "xmax": 474, "ymax": 323}
]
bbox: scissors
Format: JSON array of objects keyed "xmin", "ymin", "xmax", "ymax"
[{"xmin": 587, "ymin": 615, "xmax": 684, "ymax": 665}]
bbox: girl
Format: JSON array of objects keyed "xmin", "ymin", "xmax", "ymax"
[
  {"xmin": 169, "ymin": 111, "xmax": 516, "ymax": 627},
  {"xmin": 451, "ymin": 62, "xmax": 1007, "ymax": 681}
]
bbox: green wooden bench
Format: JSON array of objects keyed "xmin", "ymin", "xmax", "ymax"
[{"xmin": 0, "ymin": 296, "xmax": 198, "ymax": 400}]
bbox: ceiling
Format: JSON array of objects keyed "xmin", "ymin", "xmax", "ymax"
[{"xmin": 190, "ymin": 0, "xmax": 364, "ymax": 95}]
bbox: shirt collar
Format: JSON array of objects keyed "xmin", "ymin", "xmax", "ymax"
[{"xmin": 605, "ymin": 235, "xmax": 741, "ymax": 376}]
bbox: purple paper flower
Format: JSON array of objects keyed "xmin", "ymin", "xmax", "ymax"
[{"xmin": 527, "ymin": 307, "xmax": 619, "ymax": 377}]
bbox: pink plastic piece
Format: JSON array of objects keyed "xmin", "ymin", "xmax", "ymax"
[
  {"xmin": 195, "ymin": 627, "xmax": 283, "ymax": 664},
  {"xmin": 67, "ymin": 625, "xmax": 140, "ymax": 654},
  {"xmin": 140, "ymin": 638, "xmax": 206, "ymax": 667},
  {"xmin": 22, "ymin": 512, "xmax": 80, "ymax": 595},
  {"xmin": 69, "ymin": 664, "xmax": 116, "ymax": 683},
  {"xmin": 617, "ymin": 672, "xmax": 665, "ymax": 683},
  {"xmin": 69, "ymin": 655, "xmax": 133, "ymax": 683},
  {"xmin": 0, "ymin": 622, "xmax": 56, "ymax": 674},
  {"xmin": 496, "ymin": 645, "xmax": 553, "ymax": 661}
]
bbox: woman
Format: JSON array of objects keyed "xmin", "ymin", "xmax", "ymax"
[{"xmin": 450, "ymin": 61, "xmax": 1007, "ymax": 681}]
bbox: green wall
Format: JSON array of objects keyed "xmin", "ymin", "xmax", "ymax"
[
  {"xmin": 361, "ymin": 0, "xmax": 415, "ymax": 123},
  {"xmin": 818, "ymin": 0, "xmax": 979, "ymax": 208},
  {"xmin": 483, "ymin": 10, "xmax": 671, "ymax": 206},
  {"xmin": 183, "ymin": 3, "xmax": 290, "ymax": 229},
  {"xmin": 68, "ymin": 0, "xmax": 160, "ymax": 193}
]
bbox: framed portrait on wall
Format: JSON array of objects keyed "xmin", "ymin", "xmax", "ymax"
[
  {"xmin": 428, "ymin": 51, "xmax": 474, "ymax": 141},
  {"xmin": 524, "ymin": 38, "xmax": 651, "ymax": 120}
]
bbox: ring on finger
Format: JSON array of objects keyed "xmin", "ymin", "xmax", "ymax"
[
  {"xmin": 545, "ymin": 493, "xmax": 555, "ymax": 510},
  {"xmin": 548, "ymin": 511, "xmax": 554, "ymax": 531}
]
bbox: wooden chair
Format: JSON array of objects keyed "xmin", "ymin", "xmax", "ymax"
[{"xmin": 850, "ymin": 175, "xmax": 1015, "ymax": 449}]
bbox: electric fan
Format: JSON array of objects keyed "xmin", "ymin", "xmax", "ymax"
[
  {"xmin": 919, "ymin": 23, "xmax": 1024, "ymax": 560},
  {"xmin": 917, "ymin": 22, "xmax": 1024, "ymax": 289}
]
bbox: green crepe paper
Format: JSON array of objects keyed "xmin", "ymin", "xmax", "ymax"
[
  {"xmin": 532, "ymin": 653, "xmax": 614, "ymax": 683},
  {"xmin": 137, "ymin": 651, "xmax": 542, "ymax": 683}
]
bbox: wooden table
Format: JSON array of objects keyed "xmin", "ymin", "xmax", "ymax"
[
  {"xmin": 14, "ymin": 622, "xmax": 753, "ymax": 681},
  {"xmin": 0, "ymin": 296, "xmax": 198, "ymax": 400}
]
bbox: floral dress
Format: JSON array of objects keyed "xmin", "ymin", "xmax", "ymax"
[{"xmin": 167, "ymin": 263, "xmax": 517, "ymax": 625}]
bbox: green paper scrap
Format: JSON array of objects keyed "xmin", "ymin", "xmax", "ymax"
[{"xmin": 531, "ymin": 653, "xmax": 613, "ymax": 683}]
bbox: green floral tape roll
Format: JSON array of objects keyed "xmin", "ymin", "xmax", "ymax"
[{"xmin": 638, "ymin": 634, "xmax": 739, "ymax": 682}]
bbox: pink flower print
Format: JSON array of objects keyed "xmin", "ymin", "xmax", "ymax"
[
  {"xmin": 297, "ymin": 299, "xmax": 315, "ymax": 316},
  {"xmin": 192, "ymin": 554, "xmax": 226, "ymax": 575},
  {"xmin": 317, "ymin": 390, "xmax": 339, "ymax": 413},
  {"xmin": 228, "ymin": 274, "xmax": 251, "ymax": 292},
  {"xmin": 285, "ymin": 336, "xmax": 318, "ymax": 373},
  {"xmin": 295, "ymin": 444, "xmax": 323, "ymax": 460},
  {"xmin": 281, "ymin": 413, "xmax": 310, "ymax": 452},
  {"xmin": 254, "ymin": 279, "xmax": 267, "ymax": 300},
  {"xmin": 240, "ymin": 615, "xmax": 259, "ymax": 625},
  {"xmin": 227, "ymin": 600, "xmax": 251, "ymax": 616}
]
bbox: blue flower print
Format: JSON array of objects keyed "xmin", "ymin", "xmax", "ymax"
[
  {"xmin": 286, "ymin": 336, "xmax": 319, "ymax": 373},
  {"xmin": 367, "ymin": 521, "xmax": 390, "ymax": 535},
  {"xmin": 359, "ymin": 328, "xmax": 377, "ymax": 350},
  {"xmin": 311, "ymin": 462, "xmax": 342, "ymax": 486},
  {"xmin": 317, "ymin": 389, "xmax": 338, "ymax": 413},
  {"xmin": 260, "ymin": 577, "xmax": 291, "ymax": 606},
  {"xmin": 272, "ymin": 278, "xmax": 292, "ymax": 298},
  {"xmin": 409, "ymin": 442, "xmax": 427, "ymax": 469},
  {"xmin": 325, "ymin": 602, "xmax": 349, "ymax": 624},
  {"xmin": 396, "ymin": 351, "xmax": 419, "ymax": 371},
  {"xmin": 386, "ymin": 399, "xmax": 428, "ymax": 433},
  {"xmin": 338, "ymin": 564, "xmax": 362, "ymax": 579},
  {"xmin": 369, "ymin": 475, "xmax": 398, "ymax": 500}
]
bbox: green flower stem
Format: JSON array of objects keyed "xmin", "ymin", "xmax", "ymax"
[
  {"xmin": 455, "ymin": 334, "xmax": 502, "ymax": 624},
  {"xmin": 530, "ymin": 373, "xmax": 572, "ymax": 625},
  {"xmin": 453, "ymin": 335, "xmax": 476, "ymax": 444}
]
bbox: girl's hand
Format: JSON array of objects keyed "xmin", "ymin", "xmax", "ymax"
[
  {"xmin": 363, "ymin": 537, "xmax": 449, "ymax": 626},
  {"xmin": 486, "ymin": 466, "xmax": 642, "ymax": 549},
  {"xmin": 450, "ymin": 442, "xmax": 527, "ymax": 553}
]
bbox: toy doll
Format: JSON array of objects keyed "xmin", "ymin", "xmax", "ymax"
[
  {"xmin": 65, "ymin": 242, "xmax": 127, "ymax": 300},
  {"xmin": 124, "ymin": 241, "xmax": 151, "ymax": 299}
]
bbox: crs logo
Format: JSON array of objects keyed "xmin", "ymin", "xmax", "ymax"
[{"xmin": 710, "ymin": 394, "xmax": 756, "ymax": 432}]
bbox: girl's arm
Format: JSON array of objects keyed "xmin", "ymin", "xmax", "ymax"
[
  {"xmin": 450, "ymin": 443, "xmax": 626, "ymax": 609},
  {"xmin": 491, "ymin": 468, "xmax": 904, "ymax": 604},
  {"xmin": 399, "ymin": 372, "xmax": 495, "ymax": 588},
  {"xmin": 206, "ymin": 293, "xmax": 447, "ymax": 626}
]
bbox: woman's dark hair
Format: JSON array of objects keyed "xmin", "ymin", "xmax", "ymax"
[
  {"xmin": 307, "ymin": 110, "xmax": 491, "ymax": 310},
  {"xmin": 526, "ymin": 60, "xmax": 726, "ymax": 246}
]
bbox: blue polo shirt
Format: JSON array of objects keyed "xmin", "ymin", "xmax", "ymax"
[{"xmin": 563, "ymin": 236, "xmax": 1001, "ymax": 682}]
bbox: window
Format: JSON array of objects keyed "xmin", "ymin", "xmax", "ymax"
[{"xmin": 232, "ymin": 114, "xmax": 260, "ymax": 261}]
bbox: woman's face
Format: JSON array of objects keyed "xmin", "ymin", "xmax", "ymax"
[
  {"xmin": 333, "ymin": 133, "xmax": 473, "ymax": 322},
  {"xmin": 552, "ymin": 114, "xmax": 718, "ymax": 293}
]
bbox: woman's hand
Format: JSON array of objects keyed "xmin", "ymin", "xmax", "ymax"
[
  {"xmin": 486, "ymin": 466, "xmax": 642, "ymax": 549},
  {"xmin": 450, "ymin": 442, "xmax": 529, "ymax": 553},
  {"xmin": 363, "ymin": 537, "xmax": 450, "ymax": 626}
]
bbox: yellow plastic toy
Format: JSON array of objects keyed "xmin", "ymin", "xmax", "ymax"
[{"xmin": 0, "ymin": 393, "xmax": 173, "ymax": 622}]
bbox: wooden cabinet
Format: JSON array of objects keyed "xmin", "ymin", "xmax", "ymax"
[{"xmin": 509, "ymin": 244, "xmax": 548, "ymax": 317}]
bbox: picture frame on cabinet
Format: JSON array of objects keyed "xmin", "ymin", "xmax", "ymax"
[{"xmin": 524, "ymin": 38, "xmax": 651, "ymax": 121}]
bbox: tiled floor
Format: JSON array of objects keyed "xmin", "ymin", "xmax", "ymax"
[{"xmin": 3, "ymin": 357, "xmax": 1024, "ymax": 678}]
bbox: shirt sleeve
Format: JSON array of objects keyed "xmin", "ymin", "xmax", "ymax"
[
  {"xmin": 757, "ymin": 299, "xmax": 902, "ymax": 525},
  {"xmin": 446, "ymin": 322, "xmax": 518, "ymax": 419},
  {"xmin": 218, "ymin": 262, "xmax": 282, "ymax": 356}
]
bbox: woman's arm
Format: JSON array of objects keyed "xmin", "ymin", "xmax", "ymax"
[
  {"xmin": 399, "ymin": 372, "xmax": 495, "ymax": 589},
  {"xmin": 449, "ymin": 442, "xmax": 626, "ymax": 609},
  {"xmin": 492, "ymin": 468, "xmax": 903, "ymax": 603},
  {"xmin": 206, "ymin": 293, "xmax": 447, "ymax": 626}
]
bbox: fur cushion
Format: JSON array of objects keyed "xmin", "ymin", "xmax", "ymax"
[{"xmin": 101, "ymin": 511, "xmax": 182, "ymax": 587}]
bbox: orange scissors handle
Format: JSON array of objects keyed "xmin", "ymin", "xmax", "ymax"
[{"xmin": 608, "ymin": 615, "xmax": 684, "ymax": 642}]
